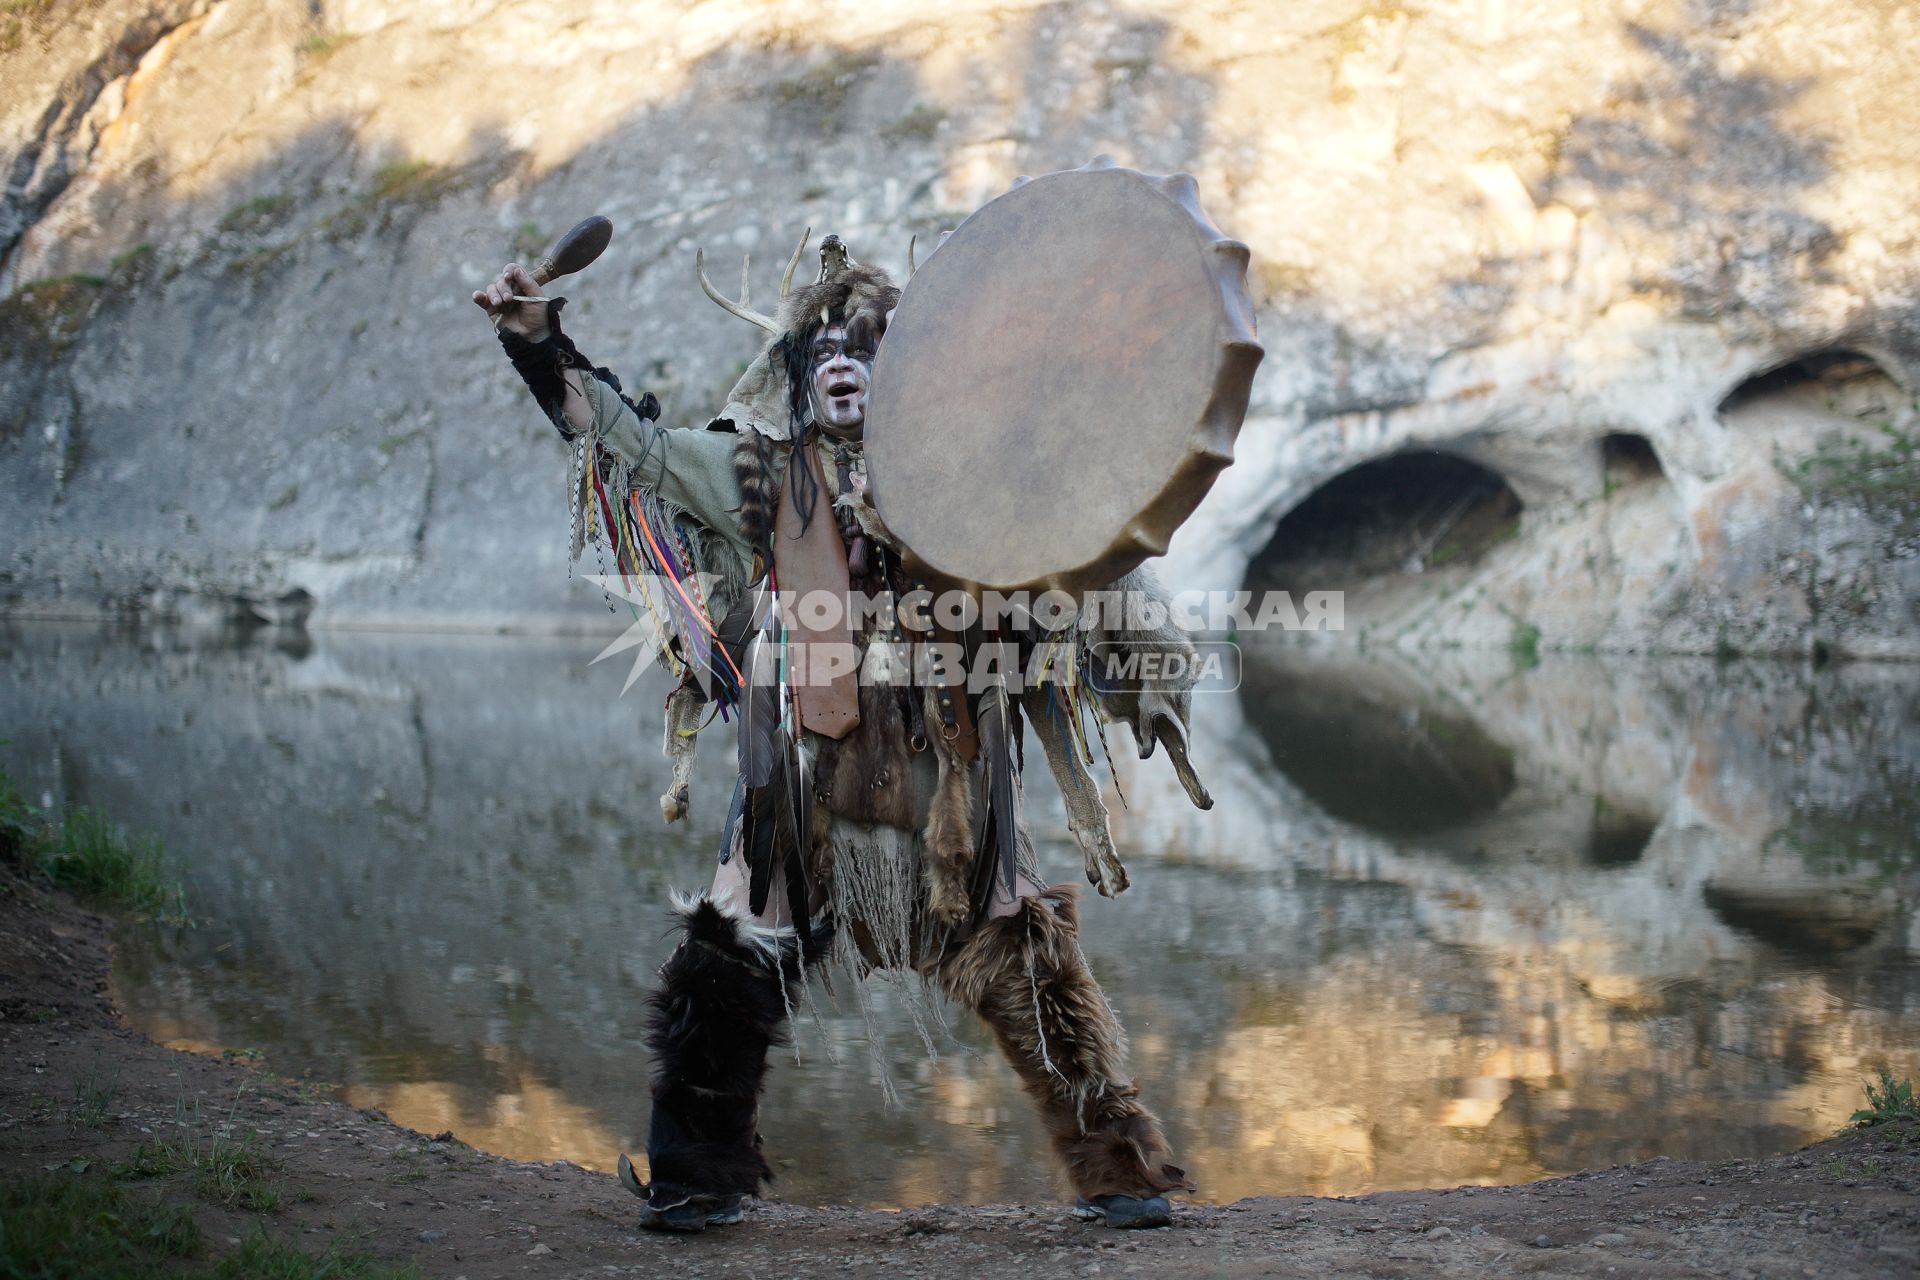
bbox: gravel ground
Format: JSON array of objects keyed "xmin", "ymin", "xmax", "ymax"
[{"xmin": 4, "ymin": 866, "xmax": 1917, "ymax": 1278}]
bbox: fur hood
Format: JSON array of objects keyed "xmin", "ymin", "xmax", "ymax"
[
  {"xmin": 717, "ymin": 254, "xmax": 899, "ymax": 557},
  {"xmin": 778, "ymin": 262, "xmax": 899, "ymax": 339}
]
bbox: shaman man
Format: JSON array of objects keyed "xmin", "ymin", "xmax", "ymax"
[{"xmin": 473, "ymin": 231, "xmax": 1207, "ymax": 1231}]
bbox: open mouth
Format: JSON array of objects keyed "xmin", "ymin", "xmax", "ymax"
[{"xmin": 827, "ymin": 379, "xmax": 859, "ymax": 398}]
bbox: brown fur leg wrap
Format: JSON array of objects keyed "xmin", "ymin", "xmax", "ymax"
[{"xmin": 937, "ymin": 886, "xmax": 1192, "ymax": 1199}]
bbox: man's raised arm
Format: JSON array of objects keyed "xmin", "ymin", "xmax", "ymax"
[{"xmin": 473, "ymin": 263, "xmax": 752, "ymax": 554}]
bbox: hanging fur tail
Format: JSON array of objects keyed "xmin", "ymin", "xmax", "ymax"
[
  {"xmin": 935, "ymin": 885, "xmax": 1193, "ymax": 1200},
  {"xmin": 731, "ymin": 430, "xmax": 777, "ymax": 565},
  {"xmin": 626, "ymin": 895, "xmax": 831, "ymax": 1210},
  {"xmin": 923, "ymin": 684, "xmax": 974, "ymax": 930}
]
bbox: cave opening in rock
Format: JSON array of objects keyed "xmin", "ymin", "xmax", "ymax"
[
  {"xmin": 1248, "ymin": 450, "xmax": 1524, "ymax": 593},
  {"xmin": 1601, "ymin": 431, "xmax": 1664, "ymax": 487},
  {"xmin": 1587, "ymin": 804, "xmax": 1656, "ymax": 867},
  {"xmin": 1717, "ymin": 348, "xmax": 1898, "ymax": 416}
]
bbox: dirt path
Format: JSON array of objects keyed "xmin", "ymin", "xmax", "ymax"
[{"xmin": 4, "ymin": 869, "xmax": 1917, "ymax": 1279}]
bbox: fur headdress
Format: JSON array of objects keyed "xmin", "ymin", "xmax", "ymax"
[
  {"xmin": 707, "ymin": 238, "xmax": 899, "ymax": 557},
  {"xmin": 778, "ymin": 259, "xmax": 900, "ymax": 351}
]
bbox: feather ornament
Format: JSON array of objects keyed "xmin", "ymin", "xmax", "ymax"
[{"xmin": 976, "ymin": 680, "xmax": 1020, "ymax": 902}]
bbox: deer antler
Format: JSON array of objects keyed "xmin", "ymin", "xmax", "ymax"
[
  {"xmin": 907, "ymin": 234, "xmax": 917, "ymax": 278},
  {"xmin": 696, "ymin": 248, "xmax": 779, "ymax": 334},
  {"xmin": 779, "ymin": 226, "xmax": 810, "ymax": 300},
  {"xmin": 696, "ymin": 226, "xmax": 814, "ymax": 335}
]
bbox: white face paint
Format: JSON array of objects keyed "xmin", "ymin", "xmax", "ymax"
[{"xmin": 807, "ymin": 324, "xmax": 874, "ymax": 440}]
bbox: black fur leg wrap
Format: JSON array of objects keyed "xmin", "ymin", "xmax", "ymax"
[
  {"xmin": 642, "ymin": 898, "xmax": 830, "ymax": 1201},
  {"xmin": 497, "ymin": 297, "xmax": 659, "ymax": 438}
]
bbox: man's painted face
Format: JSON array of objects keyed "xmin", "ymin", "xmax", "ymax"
[{"xmin": 807, "ymin": 324, "xmax": 874, "ymax": 438}]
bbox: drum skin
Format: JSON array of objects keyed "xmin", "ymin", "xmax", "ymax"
[{"xmin": 867, "ymin": 157, "xmax": 1264, "ymax": 596}]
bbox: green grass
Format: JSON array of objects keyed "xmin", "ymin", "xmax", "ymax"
[
  {"xmin": 377, "ymin": 430, "xmax": 420, "ymax": 458},
  {"xmin": 1508, "ymin": 620, "xmax": 1541, "ymax": 669},
  {"xmin": 1786, "ymin": 421, "xmax": 1920, "ymax": 550},
  {"xmin": 1768, "ymin": 801, "xmax": 1920, "ymax": 884},
  {"xmin": 1822, "ymin": 1153, "xmax": 1888, "ymax": 1181},
  {"xmin": 36, "ymin": 806, "xmax": 180, "ymax": 917},
  {"xmin": 0, "ymin": 243, "xmax": 162, "ymax": 358},
  {"xmin": 1851, "ymin": 1067, "xmax": 1920, "ymax": 1128},
  {"xmin": 509, "ymin": 221, "xmax": 544, "ymax": 260},
  {"xmin": 0, "ymin": 766, "xmax": 181, "ymax": 915},
  {"xmin": 368, "ymin": 160, "xmax": 452, "ymax": 204},
  {"xmin": 0, "ymin": 1174, "xmax": 202, "ymax": 1277},
  {"xmin": 225, "ymin": 241, "xmax": 296, "ymax": 282},
  {"xmin": 0, "ymin": 1175, "xmax": 420, "ymax": 1279},
  {"xmin": 0, "ymin": 275, "xmax": 105, "ymax": 361},
  {"xmin": 295, "ymin": 30, "xmax": 355, "ymax": 63},
  {"xmin": 221, "ymin": 194, "xmax": 296, "ymax": 236},
  {"xmin": 0, "ymin": 767, "xmax": 36, "ymax": 863},
  {"xmin": 319, "ymin": 159, "xmax": 469, "ymax": 241},
  {"xmin": 381, "ymin": 1151, "xmax": 430, "ymax": 1187},
  {"xmin": 109, "ymin": 243, "xmax": 157, "ymax": 286},
  {"xmin": 0, "ymin": 0, "xmax": 58, "ymax": 57},
  {"xmin": 209, "ymin": 1230, "xmax": 423, "ymax": 1279},
  {"xmin": 66, "ymin": 1063, "xmax": 121, "ymax": 1133},
  {"xmin": 116, "ymin": 1097, "xmax": 285, "ymax": 1213},
  {"xmin": 878, "ymin": 102, "xmax": 945, "ymax": 144},
  {"xmin": 768, "ymin": 49, "xmax": 881, "ymax": 131}
]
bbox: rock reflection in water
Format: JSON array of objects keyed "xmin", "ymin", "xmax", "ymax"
[
  {"xmin": 2, "ymin": 623, "xmax": 1917, "ymax": 1206},
  {"xmin": 1238, "ymin": 660, "xmax": 1515, "ymax": 839}
]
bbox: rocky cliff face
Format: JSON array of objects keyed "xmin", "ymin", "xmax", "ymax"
[{"xmin": 2, "ymin": 0, "xmax": 1917, "ymax": 654}]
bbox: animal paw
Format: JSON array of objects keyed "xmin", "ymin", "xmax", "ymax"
[
  {"xmin": 927, "ymin": 885, "xmax": 970, "ymax": 930},
  {"xmin": 659, "ymin": 783, "xmax": 689, "ymax": 824},
  {"xmin": 832, "ymin": 486, "xmax": 894, "ymax": 544},
  {"xmin": 1086, "ymin": 851, "xmax": 1130, "ymax": 898}
]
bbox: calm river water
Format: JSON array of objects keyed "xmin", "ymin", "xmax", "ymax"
[{"xmin": 3, "ymin": 622, "xmax": 1917, "ymax": 1206}]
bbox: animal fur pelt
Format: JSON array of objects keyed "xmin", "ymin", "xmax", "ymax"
[
  {"xmin": 831, "ymin": 474, "xmax": 894, "ymax": 548},
  {"xmin": 730, "ymin": 428, "xmax": 781, "ymax": 565},
  {"xmin": 1083, "ymin": 566, "xmax": 1197, "ymax": 740},
  {"xmin": 728, "ymin": 409, "xmax": 825, "ymax": 562},
  {"xmin": 1083, "ymin": 565, "xmax": 1214, "ymax": 810},
  {"xmin": 1025, "ymin": 686, "xmax": 1128, "ymax": 898},
  {"xmin": 922, "ymin": 684, "xmax": 974, "ymax": 930},
  {"xmin": 811, "ymin": 682, "xmax": 918, "ymax": 829},
  {"xmin": 659, "ymin": 680, "xmax": 706, "ymax": 824},
  {"xmin": 638, "ymin": 895, "xmax": 831, "ymax": 1205},
  {"xmin": 936, "ymin": 886, "xmax": 1193, "ymax": 1200},
  {"xmin": 778, "ymin": 262, "xmax": 900, "ymax": 343}
]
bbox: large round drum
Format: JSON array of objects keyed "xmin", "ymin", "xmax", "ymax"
[{"xmin": 867, "ymin": 157, "xmax": 1263, "ymax": 596}]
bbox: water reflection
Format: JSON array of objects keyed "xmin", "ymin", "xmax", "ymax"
[
  {"xmin": 2, "ymin": 622, "xmax": 1917, "ymax": 1205},
  {"xmin": 1239, "ymin": 658, "xmax": 1516, "ymax": 839}
]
